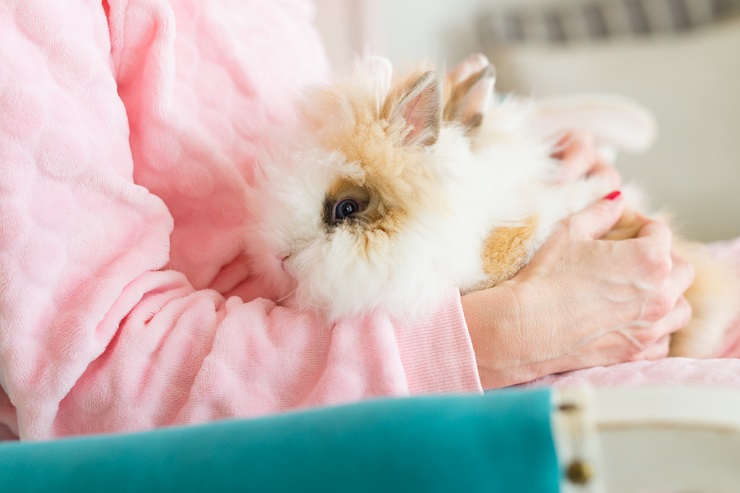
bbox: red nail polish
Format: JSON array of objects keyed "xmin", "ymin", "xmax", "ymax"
[{"xmin": 604, "ymin": 191, "xmax": 622, "ymax": 201}]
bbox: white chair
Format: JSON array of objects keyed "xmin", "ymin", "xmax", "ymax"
[{"xmin": 553, "ymin": 386, "xmax": 740, "ymax": 493}]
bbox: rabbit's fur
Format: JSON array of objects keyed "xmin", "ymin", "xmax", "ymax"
[{"xmin": 248, "ymin": 55, "xmax": 738, "ymax": 358}]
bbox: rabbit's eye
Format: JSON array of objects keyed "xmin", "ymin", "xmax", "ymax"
[
  {"xmin": 333, "ymin": 199, "xmax": 360, "ymax": 222},
  {"xmin": 323, "ymin": 187, "xmax": 369, "ymax": 227}
]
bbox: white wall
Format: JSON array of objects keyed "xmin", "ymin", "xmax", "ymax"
[
  {"xmin": 314, "ymin": 0, "xmax": 501, "ymax": 71},
  {"xmin": 315, "ymin": 0, "xmax": 586, "ymax": 70}
]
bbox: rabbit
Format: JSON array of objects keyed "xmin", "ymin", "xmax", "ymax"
[{"xmin": 246, "ymin": 54, "xmax": 738, "ymax": 358}]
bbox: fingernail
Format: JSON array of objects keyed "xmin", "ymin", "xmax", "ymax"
[{"xmin": 604, "ymin": 190, "xmax": 622, "ymax": 201}]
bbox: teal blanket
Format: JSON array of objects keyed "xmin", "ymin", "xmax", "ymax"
[{"xmin": 0, "ymin": 388, "xmax": 559, "ymax": 492}]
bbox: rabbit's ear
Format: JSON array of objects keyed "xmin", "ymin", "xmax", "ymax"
[
  {"xmin": 447, "ymin": 53, "xmax": 490, "ymax": 88},
  {"xmin": 357, "ymin": 55, "xmax": 394, "ymax": 100},
  {"xmin": 384, "ymin": 71, "xmax": 443, "ymax": 147},
  {"xmin": 532, "ymin": 95, "xmax": 657, "ymax": 154},
  {"xmin": 444, "ymin": 55, "xmax": 496, "ymax": 130}
]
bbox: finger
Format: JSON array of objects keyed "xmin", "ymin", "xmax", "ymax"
[
  {"xmin": 567, "ymin": 190, "xmax": 625, "ymax": 240},
  {"xmin": 635, "ymin": 255, "xmax": 693, "ymax": 324},
  {"xmin": 666, "ymin": 252, "xmax": 696, "ymax": 297},
  {"xmin": 552, "ymin": 329, "xmax": 642, "ymax": 370},
  {"xmin": 633, "ymin": 215, "xmax": 672, "ymax": 249},
  {"xmin": 551, "ymin": 130, "xmax": 593, "ymax": 159},
  {"xmin": 553, "ymin": 131, "xmax": 596, "ymax": 184},
  {"xmin": 645, "ymin": 296, "xmax": 693, "ymax": 340},
  {"xmin": 637, "ymin": 334, "xmax": 671, "ymax": 361},
  {"xmin": 585, "ymin": 161, "xmax": 622, "ymax": 190},
  {"xmin": 608, "ymin": 217, "xmax": 674, "ymax": 292}
]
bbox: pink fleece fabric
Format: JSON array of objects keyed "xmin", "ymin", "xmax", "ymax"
[{"xmin": 0, "ymin": 0, "xmax": 481, "ymax": 441}]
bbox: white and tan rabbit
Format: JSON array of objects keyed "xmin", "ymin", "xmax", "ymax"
[{"xmin": 247, "ymin": 55, "xmax": 738, "ymax": 358}]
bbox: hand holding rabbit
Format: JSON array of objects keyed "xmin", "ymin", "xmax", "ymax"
[{"xmin": 463, "ymin": 140, "xmax": 695, "ymax": 387}]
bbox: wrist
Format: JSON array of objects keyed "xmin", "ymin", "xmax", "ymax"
[
  {"xmin": 462, "ymin": 282, "xmax": 530, "ymax": 388},
  {"xmin": 463, "ymin": 278, "xmax": 570, "ymax": 389}
]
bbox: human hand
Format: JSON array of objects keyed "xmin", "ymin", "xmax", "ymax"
[
  {"xmin": 463, "ymin": 192, "xmax": 695, "ymax": 389},
  {"xmin": 551, "ymin": 130, "xmax": 621, "ymax": 188}
]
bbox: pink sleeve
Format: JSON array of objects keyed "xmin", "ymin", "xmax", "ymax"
[
  {"xmin": 52, "ymin": 278, "xmax": 480, "ymax": 436},
  {"xmin": 0, "ymin": 0, "xmax": 481, "ymax": 440}
]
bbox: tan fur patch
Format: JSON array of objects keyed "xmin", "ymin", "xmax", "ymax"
[
  {"xmin": 669, "ymin": 242, "xmax": 740, "ymax": 357},
  {"xmin": 310, "ymin": 77, "xmax": 451, "ymax": 257},
  {"xmin": 323, "ymin": 130, "xmax": 416, "ymax": 243},
  {"xmin": 480, "ymin": 216, "xmax": 539, "ymax": 287}
]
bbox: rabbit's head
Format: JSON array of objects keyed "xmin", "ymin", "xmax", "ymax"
[{"xmin": 250, "ymin": 57, "xmax": 484, "ymax": 319}]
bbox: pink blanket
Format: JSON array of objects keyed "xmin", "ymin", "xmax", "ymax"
[{"xmin": 0, "ymin": 1, "xmax": 738, "ymax": 442}]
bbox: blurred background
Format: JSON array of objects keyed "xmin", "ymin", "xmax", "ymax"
[{"xmin": 314, "ymin": 0, "xmax": 740, "ymax": 242}]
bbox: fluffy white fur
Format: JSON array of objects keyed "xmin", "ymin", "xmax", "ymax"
[{"xmin": 246, "ymin": 56, "xmax": 637, "ymax": 321}]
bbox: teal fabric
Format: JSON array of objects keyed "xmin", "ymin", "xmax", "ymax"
[{"xmin": 0, "ymin": 387, "xmax": 559, "ymax": 493}]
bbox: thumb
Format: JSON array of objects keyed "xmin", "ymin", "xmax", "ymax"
[{"xmin": 569, "ymin": 190, "xmax": 625, "ymax": 240}]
